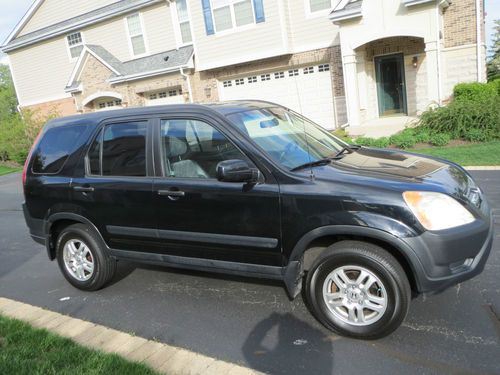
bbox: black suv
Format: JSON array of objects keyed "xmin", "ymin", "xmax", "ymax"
[{"xmin": 23, "ymin": 101, "xmax": 493, "ymax": 338}]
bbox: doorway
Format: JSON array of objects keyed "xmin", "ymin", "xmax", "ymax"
[{"xmin": 375, "ymin": 53, "xmax": 407, "ymax": 116}]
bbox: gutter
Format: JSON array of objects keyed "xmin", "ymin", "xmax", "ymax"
[
  {"xmin": 476, "ymin": 0, "xmax": 482, "ymax": 82},
  {"xmin": 107, "ymin": 65, "xmax": 190, "ymax": 84}
]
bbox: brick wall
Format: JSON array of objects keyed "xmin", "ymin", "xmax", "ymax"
[
  {"xmin": 443, "ymin": 0, "xmax": 484, "ymax": 48},
  {"xmin": 363, "ymin": 37, "xmax": 426, "ymax": 60},
  {"xmin": 23, "ymin": 97, "xmax": 77, "ymax": 118}
]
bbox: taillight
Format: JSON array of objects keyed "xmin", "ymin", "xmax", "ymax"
[{"xmin": 22, "ymin": 130, "xmax": 43, "ymax": 186}]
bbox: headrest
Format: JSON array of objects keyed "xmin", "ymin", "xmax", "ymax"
[{"xmin": 167, "ymin": 137, "xmax": 188, "ymax": 158}]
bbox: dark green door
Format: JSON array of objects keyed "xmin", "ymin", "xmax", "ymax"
[{"xmin": 375, "ymin": 53, "xmax": 407, "ymax": 116}]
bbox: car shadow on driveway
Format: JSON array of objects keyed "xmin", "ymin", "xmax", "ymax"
[{"xmin": 242, "ymin": 312, "xmax": 334, "ymax": 375}]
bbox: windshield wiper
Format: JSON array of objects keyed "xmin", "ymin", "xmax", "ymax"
[
  {"xmin": 334, "ymin": 144, "xmax": 362, "ymax": 158},
  {"xmin": 290, "ymin": 158, "xmax": 337, "ymax": 172}
]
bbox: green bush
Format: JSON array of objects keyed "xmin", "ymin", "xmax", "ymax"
[
  {"xmin": 331, "ymin": 128, "xmax": 353, "ymax": 144},
  {"xmin": 429, "ymin": 133, "xmax": 451, "ymax": 146},
  {"xmin": 487, "ymin": 79, "xmax": 500, "ymax": 96},
  {"xmin": 463, "ymin": 128, "xmax": 492, "ymax": 142},
  {"xmin": 371, "ymin": 137, "xmax": 390, "ymax": 148},
  {"xmin": 453, "ymin": 82, "xmax": 498, "ymax": 102},
  {"xmin": 354, "ymin": 137, "xmax": 377, "ymax": 147},
  {"xmin": 390, "ymin": 133, "xmax": 416, "ymax": 149}
]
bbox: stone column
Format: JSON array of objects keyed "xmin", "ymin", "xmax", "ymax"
[
  {"xmin": 425, "ymin": 40, "xmax": 441, "ymax": 106},
  {"xmin": 342, "ymin": 53, "xmax": 361, "ymax": 127}
]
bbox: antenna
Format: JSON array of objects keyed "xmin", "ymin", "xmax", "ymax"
[{"xmin": 291, "ymin": 68, "xmax": 314, "ymax": 180}]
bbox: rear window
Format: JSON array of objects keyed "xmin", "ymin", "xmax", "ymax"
[{"xmin": 31, "ymin": 125, "xmax": 88, "ymax": 174}]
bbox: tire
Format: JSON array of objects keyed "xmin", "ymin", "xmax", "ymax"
[
  {"xmin": 305, "ymin": 241, "xmax": 411, "ymax": 339},
  {"xmin": 56, "ymin": 223, "xmax": 116, "ymax": 291}
]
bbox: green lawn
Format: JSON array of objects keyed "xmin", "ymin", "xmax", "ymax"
[
  {"xmin": 0, "ymin": 315, "xmax": 160, "ymax": 375},
  {"xmin": 0, "ymin": 165, "xmax": 21, "ymax": 176},
  {"xmin": 409, "ymin": 141, "xmax": 500, "ymax": 166}
]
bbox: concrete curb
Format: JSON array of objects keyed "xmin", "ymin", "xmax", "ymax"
[
  {"xmin": 464, "ymin": 166, "xmax": 500, "ymax": 171},
  {"xmin": 0, "ymin": 297, "xmax": 263, "ymax": 375}
]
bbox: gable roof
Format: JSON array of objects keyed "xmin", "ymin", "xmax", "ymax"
[
  {"xmin": 66, "ymin": 45, "xmax": 194, "ymax": 91},
  {"xmin": 329, "ymin": 0, "xmax": 363, "ymax": 23},
  {"xmin": 1, "ymin": 0, "xmax": 163, "ymax": 52}
]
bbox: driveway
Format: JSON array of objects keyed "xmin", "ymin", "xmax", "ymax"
[{"xmin": 0, "ymin": 171, "xmax": 499, "ymax": 375}]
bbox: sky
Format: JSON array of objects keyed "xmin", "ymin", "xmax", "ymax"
[{"xmin": 0, "ymin": 0, "xmax": 499, "ymax": 65}]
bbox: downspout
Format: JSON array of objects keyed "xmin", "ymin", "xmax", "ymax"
[
  {"xmin": 475, "ymin": 0, "xmax": 482, "ymax": 82},
  {"xmin": 180, "ymin": 67, "xmax": 193, "ymax": 103},
  {"xmin": 436, "ymin": 2, "xmax": 443, "ymax": 105}
]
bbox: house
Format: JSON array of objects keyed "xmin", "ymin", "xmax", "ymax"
[{"xmin": 1, "ymin": 0, "xmax": 486, "ymax": 130}]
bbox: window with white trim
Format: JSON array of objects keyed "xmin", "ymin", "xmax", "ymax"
[
  {"xmin": 223, "ymin": 80, "xmax": 232, "ymax": 87},
  {"xmin": 96, "ymin": 99, "xmax": 122, "ymax": 110},
  {"xmin": 318, "ymin": 64, "xmax": 330, "ymax": 72},
  {"xmin": 126, "ymin": 14, "xmax": 147, "ymax": 56},
  {"xmin": 235, "ymin": 78, "xmax": 244, "ymax": 85},
  {"xmin": 176, "ymin": 0, "xmax": 192, "ymax": 44},
  {"xmin": 309, "ymin": 0, "xmax": 332, "ymax": 12},
  {"xmin": 274, "ymin": 72, "xmax": 284, "ymax": 79},
  {"xmin": 288, "ymin": 69, "xmax": 299, "ymax": 77},
  {"xmin": 248, "ymin": 76, "xmax": 257, "ymax": 83},
  {"xmin": 66, "ymin": 32, "xmax": 83, "ymax": 60},
  {"xmin": 261, "ymin": 74, "xmax": 270, "ymax": 81},
  {"xmin": 212, "ymin": 0, "xmax": 255, "ymax": 33},
  {"xmin": 303, "ymin": 67, "xmax": 314, "ymax": 74}
]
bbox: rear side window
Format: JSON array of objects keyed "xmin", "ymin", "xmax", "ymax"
[
  {"xmin": 88, "ymin": 122, "xmax": 147, "ymax": 177},
  {"xmin": 32, "ymin": 125, "xmax": 87, "ymax": 174}
]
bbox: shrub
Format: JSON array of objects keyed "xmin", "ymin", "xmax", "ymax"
[
  {"xmin": 390, "ymin": 133, "xmax": 416, "ymax": 149},
  {"xmin": 371, "ymin": 137, "xmax": 390, "ymax": 148},
  {"xmin": 354, "ymin": 137, "xmax": 377, "ymax": 147},
  {"xmin": 487, "ymin": 79, "xmax": 500, "ymax": 96},
  {"xmin": 463, "ymin": 128, "xmax": 493, "ymax": 142},
  {"xmin": 453, "ymin": 82, "xmax": 498, "ymax": 103},
  {"xmin": 429, "ymin": 133, "xmax": 451, "ymax": 147},
  {"xmin": 332, "ymin": 128, "xmax": 353, "ymax": 144}
]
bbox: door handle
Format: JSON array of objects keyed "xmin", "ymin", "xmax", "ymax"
[
  {"xmin": 158, "ymin": 190, "xmax": 185, "ymax": 198},
  {"xmin": 73, "ymin": 186, "xmax": 94, "ymax": 192}
]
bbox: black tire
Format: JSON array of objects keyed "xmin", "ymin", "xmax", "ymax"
[
  {"xmin": 56, "ymin": 223, "xmax": 116, "ymax": 291},
  {"xmin": 305, "ymin": 241, "xmax": 411, "ymax": 339}
]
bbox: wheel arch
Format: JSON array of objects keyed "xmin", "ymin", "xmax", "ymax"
[{"xmin": 45, "ymin": 213, "xmax": 107, "ymax": 260}]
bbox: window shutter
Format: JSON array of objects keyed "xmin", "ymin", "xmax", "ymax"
[
  {"xmin": 201, "ymin": 0, "xmax": 215, "ymax": 35},
  {"xmin": 252, "ymin": 0, "xmax": 265, "ymax": 23}
]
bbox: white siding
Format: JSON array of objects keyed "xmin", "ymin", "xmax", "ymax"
[
  {"xmin": 9, "ymin": 38, "xmax": 73, "ymax": 105},
  {"xmin": 287, "ymin": 1, "xmax": 339, "ymax": 52},
  {"xmin": 192, "ymin": 1, "xmax": 287, "ymax": 71},
  {"xmin": 19, "ymin": 0, "xmax": 119, "ymax": 36}
]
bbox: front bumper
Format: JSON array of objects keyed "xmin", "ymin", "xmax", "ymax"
[{"xmin": 404, "ymin": 213, "xmax": 493, "ymax": 294}]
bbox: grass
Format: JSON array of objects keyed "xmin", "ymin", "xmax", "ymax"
[
  {"xmin": 0, "ymin": 165, "xmax": 21, "ymax": 176},
  {"xmin": 408, "ymin": 141, "xmax": 500, "ymax": 166},
  {"xmin": 0, "ymin": 315, "xmax": 160, "ymax": 375}
]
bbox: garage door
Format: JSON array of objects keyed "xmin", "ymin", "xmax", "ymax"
[
  {"xmin": 219, "ymin": 64, "xmax": 335, "ymax": 129},
  {"xmin": 145, "ymin": 89, "xmax": 185, "ymax": 106}
]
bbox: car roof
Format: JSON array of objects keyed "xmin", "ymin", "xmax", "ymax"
[{"xmin": 45, "ymin": 100, "xmax": 279, "ymax": 129}]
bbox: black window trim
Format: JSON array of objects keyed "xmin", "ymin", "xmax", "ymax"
[
  {"xmin": 84, "ymin": 118, "xmax": 153, "ymax": 179},
  {"xmin": 154, "ymin": 114, "xmax": 264, "ymax": 182}
]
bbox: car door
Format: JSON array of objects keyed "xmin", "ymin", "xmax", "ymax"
[
  {"xmin": 152, "ymin": 116, "xmax": 282, "ymax": 266},
  {"xmin": 71, "ymin": 119, "xmax": 157, "ymax": 252}
]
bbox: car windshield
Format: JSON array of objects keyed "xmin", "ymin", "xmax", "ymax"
[{"xmin": 226, "ymin": 107, "xmax": 347, "ymax": 170}]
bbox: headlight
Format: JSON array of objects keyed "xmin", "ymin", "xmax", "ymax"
[{"xmin": 403, "ymin": 191, "xmax": 475, "ymax": 230}]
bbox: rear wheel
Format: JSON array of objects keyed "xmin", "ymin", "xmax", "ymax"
[
  {"xmin": 56, "ymin": 224, "xmax": 116, "ymax": 291},
  {"xmin": 305, "ymin": 241, "xmax": 411, "ymax": 339}
]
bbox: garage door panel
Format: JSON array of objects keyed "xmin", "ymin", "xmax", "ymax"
[{"xmin": 220, "ymin": 66, "xmax": 335, "ymax": 129}]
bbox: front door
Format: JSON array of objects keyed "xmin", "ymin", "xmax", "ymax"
[
  {"xmin": 375, "ymin": 53, "xmax": 407, "ymax": 116},
  {"xmin": 153, "ymin": 117, "xmax": 282, "ymax": 266}
]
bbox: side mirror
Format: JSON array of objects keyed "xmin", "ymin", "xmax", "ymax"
[{"xmin": 216, "ymin": 159, "xmax": 260, "ymax": 183}]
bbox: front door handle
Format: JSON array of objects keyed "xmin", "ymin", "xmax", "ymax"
[
  {"xmin": 73, "ymin": 186, "xmax": 94, "ymax": 192},
  {"xmin": 158, "ymin": 190, "xmax": 185, "ymax": 198}
]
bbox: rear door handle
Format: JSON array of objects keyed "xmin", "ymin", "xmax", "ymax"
[
  {"xmin": 157, "ymin": 190, "xmax": 185, "ymax": 197},
  {"xmin": 73, "ymin": 186, "xmax": 94, "ymax": 192}
]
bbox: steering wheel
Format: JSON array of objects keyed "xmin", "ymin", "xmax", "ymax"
[{"xmin": 279, "ymin": 142, "xmax": 298, "ymax": 163}]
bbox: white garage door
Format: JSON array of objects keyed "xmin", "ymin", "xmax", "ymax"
[
  {"xmin": 219, "ymin": 64, "xmax": 336, "ymax": 129},
  {"xmin": 145, "ymin": 89, "xmax": 185, "ymax": 106}
]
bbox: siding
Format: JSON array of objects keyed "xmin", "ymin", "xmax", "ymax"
[
  {"xmin": 19, "ymin": 0, "xmax": 119, "ymax": 36},
  {"xmin": 287, "ymin": 1, "xmax": 339, "ymax": 52},
  {"xmin": 192, "ymin": 0, "xmax": 286, "ymax": 71},
  {"xmin": 9, "ymin": 38, "xmax": 73, "ymax": 105}
]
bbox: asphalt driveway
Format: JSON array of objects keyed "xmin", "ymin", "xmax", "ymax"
[{"xmin": 0, "ymin": 171, "xmax": 499, "ymax": 375}]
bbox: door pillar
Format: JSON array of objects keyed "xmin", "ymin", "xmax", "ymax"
[
  {"xmin": 342, "ymin": 53, "xmax": 361, "ymax": 127},
  {"xmin": 425, "ymin": 41, "xmax": 441, "ymax": 106}
]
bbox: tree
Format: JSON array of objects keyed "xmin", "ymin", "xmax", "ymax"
[
  {"xmin": 487, "ymin": 19, "xmax": 500, "ymax": 81},
  {"xmin": 0, "ymin": 64, "xmax": 18, "ymax": 123}
]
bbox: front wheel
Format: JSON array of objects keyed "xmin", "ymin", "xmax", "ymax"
[{"xmin": 305, "ymin": 241, "xmax": 411, "ymax": 339}]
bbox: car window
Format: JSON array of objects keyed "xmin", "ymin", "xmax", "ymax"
[
  {"xmin": 160, "ymin": 119, "xmax": 247, "ymax": 179},
  {"xmin": 88, "ymin": 122, "xmax": 147, "ymax": 177},
  {"xmin": 32, "ymin": 125, "xmax": 88, "ymax": 174}
]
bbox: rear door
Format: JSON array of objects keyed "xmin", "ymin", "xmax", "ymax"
[
  {"xmin": 71, "ymin": 119, "xmax": 157, "ymax": 252},
  {"xmin": 152, "ymin": 116, "xmax": 282, "ymax": 266}
]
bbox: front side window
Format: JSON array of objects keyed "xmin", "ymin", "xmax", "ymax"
[
  {"xmin": 176, "ymin": 0, "xmax": 193, "ymax": 44},
  {"xmin": 126, "ymin": 14, "xmax": 147, "ymax": 56},
  {"xmin": 32, "ymin": 125, "xmax": 88, "ymax": 174},
  {"xmin": 88, "ymin": 122, "xmax": 147, "ymax": 177},
  {"xmin": 160, "ymin": 119, "xmax": 247, "ymax": 179},
  {"xmin": 66, "ymin": 32, "xmax": 83, "ymax": 60},
  {"xmin": 212, "ymin": 0, "xmax": 255, "ymax": 32},
  {"xmin": 309, "ymin": 0, "xmax": 332, "ymax": 12},
  {"xmin": 227, "ymin": 107, "xmax": 345, "ymax": 170}
]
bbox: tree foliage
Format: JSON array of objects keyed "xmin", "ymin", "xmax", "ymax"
[
  {"xmin": 487, "ymin": 19, "xmax": 500, "ymax": 82},
  {"xmin": 0, "ymin": 64, "xmax": 18, "ymax": 123}
]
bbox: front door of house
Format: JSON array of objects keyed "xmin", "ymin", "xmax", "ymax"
[{"xmin": 375, "ymin": 53, "xmax": 407, "ymax": 116}]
